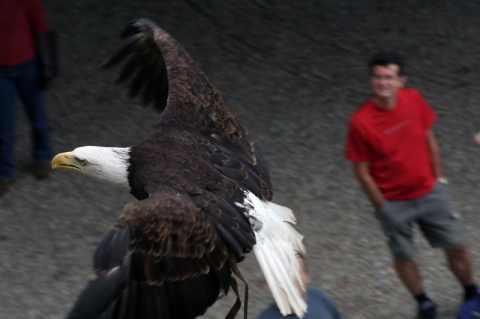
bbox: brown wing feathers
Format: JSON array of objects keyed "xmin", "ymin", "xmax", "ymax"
[
  {"xmin": 101, "ymin": 18, "xmax": 263, "ymax": 171},
  {"xmin": 71, "ymin": 230, "xmax": 177, "ymax": 319},
  {"xmin": 68, "ymin": 189, "xmax": 251, "ymax": 319}
]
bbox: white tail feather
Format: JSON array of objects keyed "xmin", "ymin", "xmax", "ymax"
[{"xmin": 243, "ymin": 191, "xmax": 307, "ymax": 317}]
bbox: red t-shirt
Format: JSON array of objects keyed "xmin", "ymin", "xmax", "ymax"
[
  {"xmin": 345, "ymin": 88, "xmax": 437, "ymax": 200},
  {"xmin": 0, "ymin": 0, "xmax": 49, "ymax": 65}
]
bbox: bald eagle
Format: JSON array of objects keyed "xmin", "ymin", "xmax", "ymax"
[{"xmin": 52, "ymin": 18, "xmax": 306, "ymax": 319}]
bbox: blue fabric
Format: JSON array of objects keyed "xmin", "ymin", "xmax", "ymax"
[
  {"xmin": 457, "ymin": 294, "xmax": 480, "ymax": 319},
  {"xmin": 256, "ymin": 288, "xmax": 345, "ymax": 319},
  {"xmin": 0, "ymin": 59, "xmax": 52, "ymax": 179}
]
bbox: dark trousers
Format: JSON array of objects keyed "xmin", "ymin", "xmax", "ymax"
[{"xmin": 0, "ymin": 59, "xmax": 52, "ymax": 179}]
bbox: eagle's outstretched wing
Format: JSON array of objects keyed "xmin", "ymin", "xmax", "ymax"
[
  {"xmin": 101, "ymin": 18, "xmax": 265, "ymax": 178},
  {"xmin": 67, "ymin": 189, "xmax": 255, "ymax": 319},
  {"xmin": 59, "ymin": 18, "xmax": 306, "ymax": 319}
]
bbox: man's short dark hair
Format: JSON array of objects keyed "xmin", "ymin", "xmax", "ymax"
[{"xmin": 368, "ymin": 51, "xmax": 406, "ymax": 76}]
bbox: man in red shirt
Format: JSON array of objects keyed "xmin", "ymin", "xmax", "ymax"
[
  {"xmin": 346, "ymin": 52, "xmax": 477, "ymax": 319},
  {"xmin": 0, "ymin": 0, "xmax": 57, "ymax": 194}
]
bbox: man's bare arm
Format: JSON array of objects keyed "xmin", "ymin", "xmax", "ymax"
[
  {"xmin": 353, "ymin": 161, "xmax": 385, "ymax": 210},
  {"xmin": 426, "ymin": 128, "xmax": 445, "ymax": 179}
]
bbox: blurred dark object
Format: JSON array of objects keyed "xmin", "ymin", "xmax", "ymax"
[
  {"xmin": 35, "ymin": 30, "xmax": 58, "ymax": 90},
  {"xmin": 0, "ymin": 179, "xmax": 13, "ymax": 196}
]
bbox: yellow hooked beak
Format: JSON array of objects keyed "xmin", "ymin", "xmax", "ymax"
[{"xmin": 51, "ymin": 152, "xmax": 84, "ymax": 171}]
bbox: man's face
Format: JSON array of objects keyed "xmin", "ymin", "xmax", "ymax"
[{"xmin": 370, "ymin": 64, "xmax": 406, "ymax": 99}]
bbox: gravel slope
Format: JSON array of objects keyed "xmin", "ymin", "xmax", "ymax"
[{"xmin": 1, "ymin": 1, "xmax": 480, "ymax": 318}]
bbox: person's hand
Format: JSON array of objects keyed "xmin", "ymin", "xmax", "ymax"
[
  {"xmin": 35, "ymin": 30, "xmax": 58, "ymax": 91},
  {"xmin": 374, "ymin": 199, "xmax": 386, "ymax": 211},
  {"xmin": 38, "ymin": 70, "xmax": 54, "ymax": 90},
  {"xmin": 474, "ymin": 132, "xmax": 480, "ymax": 145},
  {"xmin": 437, "ymin": 177, "xmax": 448, "ymax": 185}
]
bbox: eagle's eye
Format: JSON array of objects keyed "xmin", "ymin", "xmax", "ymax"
[{"xmin": 80, "ymin": 159, "xmax": 86, "ymax": 165}]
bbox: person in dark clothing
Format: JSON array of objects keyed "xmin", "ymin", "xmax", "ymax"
[
  {"xmin": 0, "ymin": 0, "xmax": 57, "ymax": 194},
  {"xmin": 256, "ymin": 257, "xmax": 345, "ymax": 319}
]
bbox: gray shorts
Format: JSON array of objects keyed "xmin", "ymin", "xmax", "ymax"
[{"xmin": 375, "ymin": 182, "xmax": 465, "ymax": 260}]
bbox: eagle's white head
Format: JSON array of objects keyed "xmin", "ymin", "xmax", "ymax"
[{"xmin": 51, "ymin": 146, "xmax": 131, "ymax": 189}]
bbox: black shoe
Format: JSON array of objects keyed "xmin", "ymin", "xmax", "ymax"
[
  {"xmin": 464, "ymin": 284, "xmax": 479, "ymax": 301},
  {"xmin": 418, "ymin": 301, "xmax": 440, "ymax": 319},
  {"xmin": 33, "ymin": 161, "xmax": 52, "ymax": 180},
  {"xmin": 0, "ymin": 179, "xmax": 13, "ymax": 196}
]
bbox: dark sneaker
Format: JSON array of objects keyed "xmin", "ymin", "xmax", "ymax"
[
  {"xmin": 0, "ymin": 179, "xmax": 13, "ymax": 196},
  {"xmin": 33, "ymin": 161, "xmax": 52, "ymax": 180},
  {"xmin": 418, "ymin": 301, "xmax": 440, "ymax": 319}
]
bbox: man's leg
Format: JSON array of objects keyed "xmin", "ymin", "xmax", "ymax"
[
  {"xmin": 445, "ymin": 244, "xmax": 478, "ymax": 300},
  {"xmin": 0, "ymin": 66, "xmax": 17, "ymax": 181},
  {"xmin": 394, "ymin": 259, "xmax": 438, "ymax": 318},
  {"xmin": 417, "ymin": 183, "xmax": 477, "ymax": 300},
  {"xmin": 377, "ymin": 198, "xmax": 439, "ymax": 319},
  {"xmin": 394, "ymin": 259, "xmax": 423, "ymax": 295},
  {"xmin": 377, "ymin": 200, "xmax": 424, "ymax": 295},
  {"xmin": 445, "ymin": 244, "xmax": 475, "ymax": 284},
  {"xmin": 15, "ymin": 60, "xmax": 52, "ymax": 163},
  {"xmin": 394, "ymin": 259, "xmax": 439, "ymax": 318}
]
